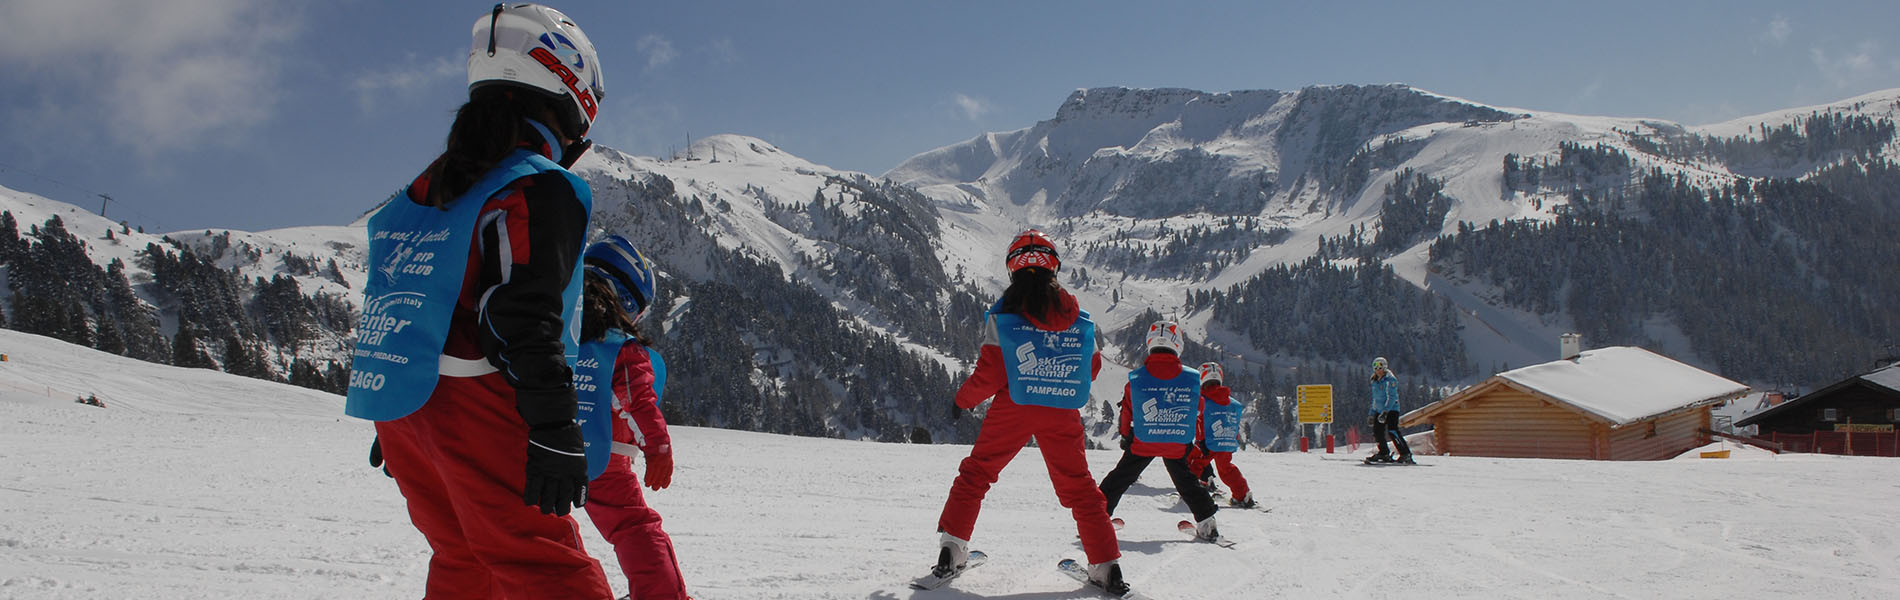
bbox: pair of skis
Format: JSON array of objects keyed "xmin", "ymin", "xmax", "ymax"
[
  {"xmin": 911, "ymin": 521, "xmax": 1227, "ymax": 598},
  {"xmin": 909, "ymin": 552, "xmax": 1154, "ymax": 599}
]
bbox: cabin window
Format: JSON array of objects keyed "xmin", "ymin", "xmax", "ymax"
[
  {"xmin": 1821, "ymin": 408, "xmax": 1838, "ymax": 422},
  {"xmin": 1644, "ymin": 421, "xmax": 1657, "ymax": 438},
  {"xmin": 1890, "ymin": 408, "xmax": 1898, "ymax": 421}
]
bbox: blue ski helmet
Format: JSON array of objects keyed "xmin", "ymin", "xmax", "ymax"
[{"xmin": 583, "ymin": 235, "xmax": 657, "ymax": 319}]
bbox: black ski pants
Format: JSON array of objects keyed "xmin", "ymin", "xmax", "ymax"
[
  {"xmin": 1097, "ymin": 450, "xmax": 1219, "ymax": 522},
  {"xmin": 1374, "ymin": 410, "xmax": 1411, "ymax": 457}
]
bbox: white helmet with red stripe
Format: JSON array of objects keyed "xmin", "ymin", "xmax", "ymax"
[
  {"xmin": 468, "ymin": 3, "xmax": 605, "ymax": 140},
  {"xmin": 1199, "ymin": 362, "xmax": 1225, "ymax": 387},
  {"xmin": 1144, "ymin": 320, "xmax": 1183, "ymax": 355}
]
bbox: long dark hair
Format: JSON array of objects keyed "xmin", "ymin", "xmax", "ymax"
[
  {"xmin": 998, "ymin": 267, "xmax": 1059, "ymax": 318},
  {"xmin": 581, "ymin": 271, "xmax": 649, "ymax": 345},
  {"xmin": 419, "ymin": 87, "xmax": 557, "ymax": 208}
]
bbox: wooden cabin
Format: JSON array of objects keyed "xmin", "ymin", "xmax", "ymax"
[
  {"xmin": 1401, "ymin": 347, "xmax": 1749, "ymax": 460},
  {"xmin": 1736, "ymin": 363, "xmax": 1900, "ymax": 456}
]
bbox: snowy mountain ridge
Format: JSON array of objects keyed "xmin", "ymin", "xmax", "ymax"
[{"xmin": 888, "ymin": 83, "xmax": 1900, "ymax": 375}]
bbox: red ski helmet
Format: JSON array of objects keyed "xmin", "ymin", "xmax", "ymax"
[{"xmin": 1005, "ymin": 229, "xmax": 1060, "ymax": 273}]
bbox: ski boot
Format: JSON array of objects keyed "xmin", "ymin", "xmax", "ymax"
[
  {"xmin": 1192, "ymin": 516, "xmax": 1220, "ymax": 542},
  {"xmin": 1364, "ymin": 451, "xmax": 1393, "ymax": 464},
  {"xmin": 1201, "ymin": 478, "xmax": 1225, "ymax": 498},
  {"xmin": 933, "ymin": 533, "xmax": 971, "ymax": 578},
  {"xmin": 1395, "ymin": 454, "xmax": 1415, "ymax": 465},
  {"xmin": 1086, "ymin": 560, "xmax": 1130, "ymax": 596},
  {"xmin": 1228, "ymin": 492, "xmax": 1257, "ymax": 509}
]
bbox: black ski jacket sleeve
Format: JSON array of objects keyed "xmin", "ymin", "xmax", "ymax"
[{"xmin": 475, "ymin": 171, "xmax": 589, "ymax": 428}]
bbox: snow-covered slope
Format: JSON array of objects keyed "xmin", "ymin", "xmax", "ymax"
[{"xmin": 3, "ymin": 329, "xmax": 1897, "ymax": 599}]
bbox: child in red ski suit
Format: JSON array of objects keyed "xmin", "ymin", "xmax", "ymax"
[
  {"xmin": 360, "ymin": 6, "xmax": 612, "ymax": 598},
  {"xmin": 1095, "ymin": 323, "xmax": 1221, "ymax": 542},
  {"xmin": 574, "ymin": 236, "xmax": 690, "ymax": 600},
  {"xmin": 1187, "ymin": 363, "xmax": 1255, "ymax": 508},
  {"xmin": 932, "ymin": 230, "xmax": 1127, "ymax": 594}
]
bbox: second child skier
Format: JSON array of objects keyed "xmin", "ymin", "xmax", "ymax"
[{"xmin": 573, "ymin": 236, "xmax": 692, "ymax": 600}]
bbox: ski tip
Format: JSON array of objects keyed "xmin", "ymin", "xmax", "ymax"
[
  {"xmin": 968, "ymin": 549, "xmax": 987, "ymax": 560},
  {"xmin": 1057, "ymin": 557, "xmax": 1081, "ymax": 569}
]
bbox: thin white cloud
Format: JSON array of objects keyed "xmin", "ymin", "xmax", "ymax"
[
  {"xmin": 350, "ymin": 55, "xmax": 462, "ymax": 112},
  {"xmin": 707, "ymin": 38, "xmax": 741, "ymax": 66},
  {"xmin": 1577, "ymin": 80, "xmax": 1603, "ymax": 103},
  {"xmin": 953, "ymin": 93, "xmax": 992, "ymax": 121},
  {"xmin": 1765, "ymin": 15, "xmax": 1791, "ymax": 45},
  {"xmin": 1809, "ymin": 40, "xmax": 1891, "ymax": 88},
  {"xmin": 637, "ymin": 35, "xmax": 678, "ymax": 71},
  {"xmin": 0, "ymin": 0, "xmax": 298, "ymax": 157}
]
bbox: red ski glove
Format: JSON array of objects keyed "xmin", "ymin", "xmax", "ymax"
[{"xmin": 644, "ymin": 451, "xmax": 674, "ymax": 491}]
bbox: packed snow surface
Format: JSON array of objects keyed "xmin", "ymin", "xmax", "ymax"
[
  {"xmin": 2, "ymin": 331, "xmax": 1896, "ymax": 599},
  {"xmin": 1498, "ymin": 347, "xmax": 1751, "ymax": 426}
]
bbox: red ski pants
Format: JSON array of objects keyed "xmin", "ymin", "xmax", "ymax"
[
  {"xmin": 376, "ymin": 373, "xmax": 612, "ymax": 599},
  {"xmin": 937, "ymin": 398, "xmax": 1120, "ymax": 564},
  {"xmin": 1188, "ymin": 450, "xmax": 1251, "ymax": 501},
  {"xmin": 586, "ymin": 453, "xmax": 688, "ymax": 599}
]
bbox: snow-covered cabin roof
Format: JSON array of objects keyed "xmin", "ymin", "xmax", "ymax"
[
  {"xmin": 1406, "ymin": 346, "xmax": 1750, "ymax": 429},
  {"xmin": 1860, "ymin": 363, "xmax": 1900, "ymax": 393},
  {"xmin": 1491, "ymin": 347, "xmax": 1750, "ymax": 426}
]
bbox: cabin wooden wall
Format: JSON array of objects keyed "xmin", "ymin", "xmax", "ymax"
[
  {"xmin": 1434, "ymin": 388, "xmax": 1597, "ymax": 459},
  {"xmin": 1606, "ymin": 407, "xmax": 1709, "ymax": 460}
]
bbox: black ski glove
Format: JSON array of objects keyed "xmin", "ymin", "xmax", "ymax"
[
  {"xmin": 1367, "ymin": 413, "xmax": 1379, "ymax": 427},
  {"xmin": 368, "ymin": 436, "xmax": 392, "ymax": 478},
  {"xmin": 523, "ymin": 423, "xmax": 589, "ymax": 516},
  {"xmin": 1119, "ymin": 435, "xmax": 1132, "ymax": 451}
]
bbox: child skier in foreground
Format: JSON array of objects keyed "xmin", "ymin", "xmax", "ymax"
[
  {"xmin": 347, "ymin": 4, "xmax": 613, "ymax": 597},
  {"xmin": 926, "ymin": 230, "xmax": 1131, "ymax": 595},
  {"xmin": 1187, "ymin": 362, "xmax": 1256, "ymax": 508},
  {"xmin": 575, "ymin": 237, "xmax": 692, "ymax": 600}
]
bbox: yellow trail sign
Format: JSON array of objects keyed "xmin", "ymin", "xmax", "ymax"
[{"xmin": 1296, "ymin": 384, "xmax": 1333, "ymax": 424}]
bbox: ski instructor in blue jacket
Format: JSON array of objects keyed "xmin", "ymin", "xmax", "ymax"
[
  {"xmin": 346, "ymin": 4, "xmax": 612, "ymax": 597},
  {"xmin": 1366, "ymin": 356, "xmax": 1412, "ymax": 464}
]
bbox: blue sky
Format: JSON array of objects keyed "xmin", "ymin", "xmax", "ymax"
[{"xmin": 1, "ymin": 0, "xmax": 1896, "ymax": 232}]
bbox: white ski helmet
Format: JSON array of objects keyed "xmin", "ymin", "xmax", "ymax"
[
  {"xmin": 1372, "ymin": 356, "xmax": 1389, "ymax": 371},
  {"xmin": 1199, "ymin": 362, "xmax": 1224, "ymax": 387},
  {"xmin": 1144, "ymin": 320, "xmax": 1183, "ymax": 355},
  {"xmin": 468, "ymin": 3, "xmax": 605, "ymax": 140}
]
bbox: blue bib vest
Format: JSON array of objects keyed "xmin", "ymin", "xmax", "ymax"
[
  {"xmin": 574, "ymin": 331, "xmax": 628, "ymax": 480},
  {"xmin": 346, "ymin": 150, "xmax": 592, "ymax": 421},
  {"xmin": 1127, "ymin": 365, "xmax": 1200, "ymax": 444},
  {"xmin": 574, "ymin": 333, "xmax": 667, "ymax": 480},
  {"xmin": 990, "ymin": 300, "xmax": 1095, "ymax": 410},
  {"xmin": 1201, "ymin": 395, "xmax": 1244, "ymax": 453}
]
